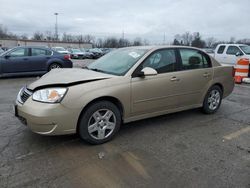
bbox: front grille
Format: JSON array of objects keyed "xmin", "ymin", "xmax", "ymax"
[{"xmin": 20, "ymin": 88, "xmax": 33, "ymax": 104}]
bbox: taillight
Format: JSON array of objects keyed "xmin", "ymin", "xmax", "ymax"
[{"xmin": 64, "ymin": 54, "xmax": 70, "ymax": 60}]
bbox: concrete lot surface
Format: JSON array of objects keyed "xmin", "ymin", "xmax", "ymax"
[{"xmin": 0, "ymin": 60, "xmax": 250, "ymax": 188}]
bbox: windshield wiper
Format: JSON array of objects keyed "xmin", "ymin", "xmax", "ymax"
[{"xmin": 88, "ymin": 68, "xmax": 106, "ymax": 73}]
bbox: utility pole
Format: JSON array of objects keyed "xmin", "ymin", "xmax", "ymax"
[{"xmin": 54, "ymin": 13, "xmax": 59, "ymax": 40}]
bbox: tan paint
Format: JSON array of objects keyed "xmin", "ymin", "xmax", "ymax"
[{"xmin": 16, "ymin": 46, "xmax": 235, "ymax": 135}]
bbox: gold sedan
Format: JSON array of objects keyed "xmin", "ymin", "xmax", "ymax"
[{"xmin": 15, "ymin": 46, "xmax": 234, "ymax": 144}]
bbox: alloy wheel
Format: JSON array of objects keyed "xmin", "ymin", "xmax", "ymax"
[{"xmin": 87, "ymin": 109, "xmax": 116, "ymax": 140}]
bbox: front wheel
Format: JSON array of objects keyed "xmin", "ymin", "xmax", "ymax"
[
  {"xmin": 78, "ymin": 101, "xmax": 121, "ymax": 144},
  {"xmin": 202, "ymin": 85, "xmax": 223, "ymax": 114}
]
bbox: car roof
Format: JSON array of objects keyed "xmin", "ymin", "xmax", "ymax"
[
  {"xmin": 218, "ymin": 44, "xmax": 248, "ymax": 46},
  {"xmin": 123, "ymin": 45, "xmax": 205, "ymax": 51},
  {"xmin": 13, "ymin": 46, "xmax": 50, "ymax": 49}
]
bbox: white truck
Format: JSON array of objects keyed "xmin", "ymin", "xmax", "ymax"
[{"xmin": 214, "ymin": 44, "xmax": 250, "ymax": 66}]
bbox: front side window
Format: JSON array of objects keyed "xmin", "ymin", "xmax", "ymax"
[
  {"xmin": 180, "ymin": 49, "xmax": 211, "ymax": 70},
  {"xmin": 9, "ymin": 48, "xmax": 28, "ymax": 57},
  {"xmin": 87, "ymin": 48, "xmax": 148, "ymax": 76},
  {"xmin": 226, "ymin": 46, "xmax": 242, "ymax": 55},
  {"xmin": 217, "ymin": 45, "xmax": 225, "ymax": 54},
  {"xmin": 142, "ymin": 49, "xmax": 177, "ymax": 74}
]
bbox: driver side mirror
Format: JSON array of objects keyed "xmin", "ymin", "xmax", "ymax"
[
  {"xmin": 138, "ymin": 67, "xmax": 158, "ymax": 77},
  {"xmin": 235, "ymin": 52, "xmax": 243, "ymax": 57}
]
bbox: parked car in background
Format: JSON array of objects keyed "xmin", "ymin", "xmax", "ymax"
[
  {"xmin": 202, "ymin": 48, "xmax": 214, "ymax": 55},
  {"xmin": 68, "ymin": 48, "xmax": 85, "ymax": 59},
  {"xmin": 15, "ymin": 46, "xmax": 234, "ymax": 144},
  {"xmin": 88, "ymin": 48, "xmax": 104, "ymax": 59},
  {"xmin": 80, "ymin": 48, "xmax": 94, "ymax": 59},
  {"xmin": 52, "ymin": 47, "xmax": 70, "ymax": 55},
  {"xmin": 214, "ymin": 44, "xmax": 250, "ymax": 66},
  {"xmin": 0, "ymin": 46, "xmax": 72, "ymax": 77},
  {"xmin": 101, "ymin": 48, "xmax": 112, "ymax": 55}
]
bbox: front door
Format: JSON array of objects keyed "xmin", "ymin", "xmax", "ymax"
[
  {"xmin": 224, "ymin": 45, "xmax": 244, "ymax": 65},
  {"xmin": 2, "ymin": 47, "xmax": 30, "ymax": 73},
  {"xmin": 131, "ymin": 48, "xmax": 181, "ymax": 116}
]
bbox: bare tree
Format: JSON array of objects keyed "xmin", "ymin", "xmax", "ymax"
[
  {"xmin": 19, "ymin": 34, "xmax": 28, "ymax": 40},
  {"xmin": 83, "ymin": 35, "xmax": 95, "ymax": 43},
  {"xmin": 206, "ymin": 37, "xmax": 217, "ymax": 48},
  {"xmin": 182, "ymin": 32, "xmax": 193, "ymax": 46},
  {"xmin": 230, "ymin": 37, "xmax": 236, "ymax": 44},
  {"xmin": 133, "ymin": 37, "xmax": 142, "ymax": 46},
  {"xmin": 191, "ymin": 32, "xmax": 206, "ymax": 48},
  {"xmin": 32, "ymin": 31, "xmax": 44, "ymax": 40},
  {"xmin": 44, "ymin": 31, "xmax": 54, "ymax": 41}
]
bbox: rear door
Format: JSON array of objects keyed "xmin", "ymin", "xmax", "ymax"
[
  {"xmin": 29, "ymin": 48, "xmax": 52, "ymax": 71},
  {"xmin": 2, "ymin": 47, "xmax": 30, "ymax": 73},
  {"xmin": 175, "ymin": 48, "xmax": 213, "ymax": 106}
]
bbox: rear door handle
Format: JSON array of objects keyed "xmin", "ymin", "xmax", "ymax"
[
  {"xmin": 170, "ymin": 76, "xmax": 180, "ymax": 81},
  {"xmin": 203, "ymin": 72, "xmax": 210, "ymax": 77},
  {"xmin": 23, "ymin": 58, "xmax": 28, "ymax": 60}
]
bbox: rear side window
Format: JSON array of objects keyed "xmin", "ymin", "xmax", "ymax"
[
  {"xmin": 217, "ymin": 45, "xmax": 225, "ymax": 54},
  {"xmin": 179, "ymin": 49, "xmax": 211, "ymax": 70},
  {"xmin": 31, "ymin": 48, "xmax": 52, "ymax": 56},
  {"xmin": 226, "ymin": 46, "xmax": 242, "ymax": 55}
]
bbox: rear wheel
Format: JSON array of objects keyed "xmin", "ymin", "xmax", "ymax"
[
  {"xmin": 202, "ymin": 85, "xmax": 222, "ymax": 114},
  {"xmin": 78, "ymin": 101, "xmax": 121, "ymax": 144},
  {"xmin": 48, "ymin": 63, "xmax": 62, "ymax": 71}
]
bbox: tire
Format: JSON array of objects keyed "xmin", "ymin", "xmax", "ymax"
[
  {"xmin": 48, "ymin": 63, "xmax": 62, "ymax": 71},
  {"xmin": 78, "ymin": 101, "xmax": 121, "ymax": 144},
  {"xmin": 202, "ymin": 85, "xmax": 223, "ymax": 114}
]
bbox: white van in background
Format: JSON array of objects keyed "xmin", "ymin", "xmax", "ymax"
[{"xmin": 214, "ymin": 44, "xmax": 250, "ymax": 66}]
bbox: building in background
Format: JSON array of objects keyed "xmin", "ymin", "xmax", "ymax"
[{"xmin": 0, "ymin": 38, "xmax": 92, "ymax": 49}]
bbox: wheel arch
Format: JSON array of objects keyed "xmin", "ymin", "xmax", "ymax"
[
  {"xmin": 47, "ymin": 58, "xmax": 63, "ymax": 68},
  {"xmin": 76, "ymin": 96, "xmax": 124, "ymax": 133},
  {"xmin": 212, "ymin": 83, "xmax": 224, "ymax": 95}
]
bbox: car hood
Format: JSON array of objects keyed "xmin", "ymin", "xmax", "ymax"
[{"xmin": 27, "ymin": 68, "xmax": 115, "ymax": 90}]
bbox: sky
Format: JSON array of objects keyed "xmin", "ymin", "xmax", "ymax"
[{"xmin": 0, "ymin": 0, "xmax": 250, "ymax": 44}]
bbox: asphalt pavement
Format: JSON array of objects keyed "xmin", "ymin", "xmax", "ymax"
[{"xmin": 0, "ymin": 60, "xmax": 249, "ymax": 188}]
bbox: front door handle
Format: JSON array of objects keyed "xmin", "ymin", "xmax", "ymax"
[
  {"xmin": 23, "ymin": 58, "xmax": 28, "ymax": 60},
  {"xmin": 203, "ymin": 72, "xmax": 210, "ymax": 78},
  {"xmin": 170, "ymin": 76, "xmax": 180, "ymax": 82}
]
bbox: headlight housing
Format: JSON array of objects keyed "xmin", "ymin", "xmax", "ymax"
[{"xmin": 32, "ymin": 88, "xmax": 68, "ymax": 103}]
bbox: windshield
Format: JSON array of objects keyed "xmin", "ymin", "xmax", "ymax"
[
  {"xmin": 0, "ymin": 48, "xmax": 12, "ymax": 56},
  {"xmin": 87, "ymin": 48, "xmax": 148, "ymax": 76},
  {"xmin": 240, "ymin": 46, "xmax": 250, "ymax": 55}
]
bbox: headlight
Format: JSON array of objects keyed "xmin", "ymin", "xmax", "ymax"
[{"xmin": 32, "ymin": 88, "xmax": 67, "ymax": 103}]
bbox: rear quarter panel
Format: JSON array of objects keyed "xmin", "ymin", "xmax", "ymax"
[{"xmin": 212, "ymin": 66, "xmax": 234, "ymax": 98}]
